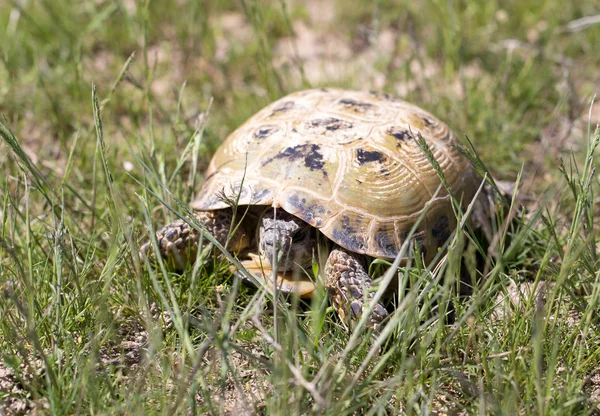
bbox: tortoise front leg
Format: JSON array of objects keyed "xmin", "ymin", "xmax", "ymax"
[
  {"xmin": 325, "ymin": 248, "xmax": 389, "ymax": 330},
  {"xmin": 140, "ymin": 209, "xmax": 249, "ymax": 270}
]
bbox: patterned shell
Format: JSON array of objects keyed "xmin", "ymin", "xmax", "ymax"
[{"xmin": 192, "ymin": 89, "xmax": 480, "ymax": 261}]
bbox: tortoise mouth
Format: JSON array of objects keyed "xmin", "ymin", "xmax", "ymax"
[
  {"xmin": 259, "ymin": 245, "xmax": 315, "ymax": 272},
  {"xmin": 236, "ymin": 253, "xmax": 315, "ymax": 297}
]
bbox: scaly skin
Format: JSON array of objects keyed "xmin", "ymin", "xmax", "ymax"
[
  {"xmin": 140, "ymin": 209, "xmax": 249, "ymax": 270},
  {"xmin": 325, "ymin": 248, "xmax": 389, "ymax": 329}
]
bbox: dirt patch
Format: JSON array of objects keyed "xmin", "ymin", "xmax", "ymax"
[
  {"xmin": 491, "ymin": 280, "xmax": 549, "ymax": 321},
  {"xmin": 99, "ymin": 316, "xmax": 149, "ymax": 370},
  {"xmin": 274, "ymin": 20, "xmax": 400, "ymax": 90},
  {"xmin": 0, "ymin": 359, "xmax": 48, "ymax": 416},
  {"xmin": 99, "ymin": 302, "xmax": 177, "ymax": 372},
  {"xmin": 431, "ymin": 387, "xmax": 468, "ymax": 415},
  {"xmin": 214, "ymin": 13, "xmax": 254, "ymax": 63},
  {"xmin": 195, "ymin": 345, "xmax": 270, "ymax": 415},
  {"xmin": 587, "ymin": 370, "xmax": 600, "ymax": 411}
]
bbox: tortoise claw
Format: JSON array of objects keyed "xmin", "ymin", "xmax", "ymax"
[{"xmin": 326, "ymin": 248, "xmax": 389, "ymax": 331}]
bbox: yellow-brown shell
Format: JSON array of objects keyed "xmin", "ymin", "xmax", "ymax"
[{"xmin": 192, "ymin": 89, "xmax": 480, "ymax": 262}]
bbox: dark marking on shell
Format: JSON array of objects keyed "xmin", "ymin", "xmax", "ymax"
[
  {"xmin": 334, "ymin": 215, "xmax": 367, "ymax": 252},
  {"xmin": 270, "ymin": 101, "xmax": 294, "ymax": 116},
  {"xmin": 431, "ymin": 215, "xmax": 451, "ymax": 244},
  {"xmin": 422, "ymin": 117, "xmax": 435, "ymax": 126},
  {"xmin": 341, "ymin": 215, "xmax": 351, "ymax": 229},
  {"xmin": 403, "ymin": 230, "xmax": 427, "ymax": 259},
  {"xmin": 251, "ymin": 188, "xmax": 272, "ymax": 203},
  {"xmin": 228, "ymin": 184, "xmax": 249, "ymax": 201},
  {"xmin": 200, "ymin": 192, "xmax": 220, "ymax": 207},
  {"xmin": 262, "ymin": 143, "xmax": 326, "ymax": 174},
  {"xmin": 332, "ymin": 227, "xmax": 366, "ymax": 253},
  {"xmin": 287, "ymin": 194, "xmax": 326, "ymax": 227},
  {"xmin": 369, "ymin": 90, "xmax": 393, "ymax": 101},
  {"xmin": 387, "ymin": 126, "xmax": 413, "ymax": 144},
  {"xmin": 375, "ymin": 233, "xmax": 396, "ymax": 258},
  {"xmin": 253, "ymin": 125, "xmax": 280, "ymax": 140},
  {"xmin": 340, "ymin": 216, "xmax": 356, "ymax": 237},
  {"xmin": 306, "ymin": 117, "xmax": 353, "ymax": 131},
  {"xmin": 356, "ymin": 149, "xmax": 385, "ymax": 165},
  {"xmin": 338, "ymin": 98, "xmax": 376, "ymax": 113},
  {"xmin": 414, "ymin": 235, "xmax": 427, "ymax": 259}
]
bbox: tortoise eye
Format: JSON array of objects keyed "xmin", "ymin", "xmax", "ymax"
[{"xmin": 291, "ymin": 228, "xmax": 309, "ymax": 244}]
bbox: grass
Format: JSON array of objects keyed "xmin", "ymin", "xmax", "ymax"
[{"xmin": 1, "ymin": 0, "xmax": 600, "ymax": 414}]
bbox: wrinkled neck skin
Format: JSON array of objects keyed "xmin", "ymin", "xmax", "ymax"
[{"xmin": 258, "ymin": 208, "xmax": 315, "ymax": 272}]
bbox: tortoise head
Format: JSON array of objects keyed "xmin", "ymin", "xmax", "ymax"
[{"xmin": 258, "ymin": 209, "xmax": 315, "ymax": 272}]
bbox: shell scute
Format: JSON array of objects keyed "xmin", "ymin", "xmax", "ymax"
[
  {"xmin": 370, "ymin": 221, "xmax": 398, "ymax": 259},
  {"xmin": 257, "ymin": 140, "xmax": 339, "ymax": 195},
  {"xmin": 322, "ymin": 95, "xmax": 389, "ymax": 122},
  {"xmin": 337, "ymin": 144, "xmax": 430, "ymax": 218},
  {"xmin": 281, "ymin": 189, "xmax": 333, "ymax": 228},
  {"xmin": 253, "ymin": 124, "xmax": 282, "ymax": 140},
  {"xmin": 326, "ymin": 211, "xmax": 372, "ymax": 254}
]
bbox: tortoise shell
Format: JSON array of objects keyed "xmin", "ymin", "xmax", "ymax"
[{"xmin": 192, "ymin": 88, "xmax": 480, "ymax": 262}]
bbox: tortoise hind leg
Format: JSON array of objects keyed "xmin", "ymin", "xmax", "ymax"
[
  {"xmin": 325, "ymin": 248, "xmax": 388, "ymax": 330},
  {"xmin": 140, "ymin": 209, "xmax": 249, "ymax": 270}
]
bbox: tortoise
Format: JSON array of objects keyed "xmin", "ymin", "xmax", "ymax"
[{"xmin": 140, "ymin": 88, "xmax": 488, "ymax": 328}]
